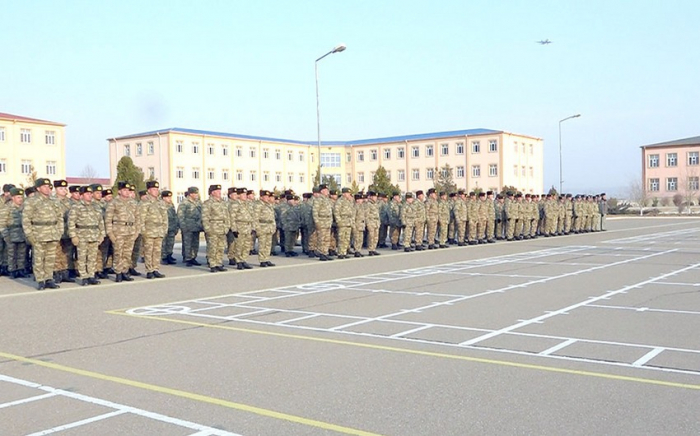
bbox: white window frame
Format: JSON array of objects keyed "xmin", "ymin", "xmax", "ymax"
[
  {"xmin": 275, "ymin": 149, "xmax": 281, "ymax": 160},
  {"xmin": 397, "ymin": 147, "xmax": 405, "ymax": 159},
  {"xmin": 648, "ymin": 178, "xmax": 659, "ymax": 192},
  {"xmin": 222, "ymin": 169, "xmax": 229, "ymax": 181},
  {"xmin": 357, "ymin": 151, "xmax": 364, "ymax": 162},
  {"xmin": 46, "ymin": 161, "xmax": 57, "ymax": 176},
  {"xmin": 358, "ymin": 172, "xmax": 365, "ymax": 183},
  {"xmin": 250, "ymin": 148, "xmax": 257, "ymax": 158},
  {"xmin": 236, "ymin": 170, "xmax": 243, "ymax": 181},
  {"xmin": 488, "ymin": 140, "xmax": 497, "ymax": 153},
  {"xmin": 192, "ymin": 142, "xmax": 200, "ymax": 154},
  {"xmin": 21, "ymin": 160, "xmax": 32, "ymax": 175},
  {"xmin": 397, "ymin": 169, "xmax": 405, "ymax": 182},
  {"xmin": 648, "ymin": 154, "xmax": 659, "ymax": 168},
  {"xmin": 689, "ymin": 176, "xmax": 699, "ymax": 191},
  {"xmin": 45, "ymin": 130, "xmax": 56, "ymax": 145},
  {"xmin": 666, "ymin": 153, "xmax": 677, "ymax": 167},
  {"xmin": 288, "ymin": 150, "xmax": 294, "ymax": 161},
  {"xmin": 192, "ymin": 167, "xmax": 200, "ymax": 179},
  {"xmin": 299, "ymin": 151, "xmax": 305, "ymax": 162},
  {"xmin": 471, "ymin": 141, "xmax": 480, "ymax": 153},
  {"xmin": 411, "ymin": 146, "xmax": 419, "ymax": 158},
  {"xmin": 148, "ymin": 142, "xmax": 155, "ymax": 155},
  {"xmin": 275, "ymin": 172, "xmax": 282, "ymax": 182},
  {"xmin": 489, "ymin": 164, "xmax": 498, "ymax": 177},
  {"xmin": 425, "ymin": 145, "xmax": 434, "ymax": 157},
  {"xmin": 0, "ymin": 127, "xmax": 5, "ymax": 142},
  {"xmin": 20, "ymin": 129, "xmax": 31, "ymax": 143},
  {"xmin": 456, "ymin": 166, "xmax": 465, "ymax": 178},
  {"xmin": 666, "ymin": 177, "xmax": 678, "ymax": 191},
  {"xmin": 383, "ymin": 148, "xmax": 391, "ymax": 160},
  {"xmin": 176, "ymin": 167, "xmax": 184, "ymax": 179},
  {"xmin": 176, "ymin": 141, "xmax": 184, "ymax": 153},
  {"xmin": 440, "ymin": 143, "xmax": 449, "ymax": 156},
  {"xmin": 207, "ymin": 143, "xmax": 215, "ymax": 155},
  {"xmin": 411, "ymin": 168, "xmax": 420, "ymax": 181},
  {"xmin": 207, "ymin": 168, "xmax": 215, "ymax": 180},
  {"xmin": 148, "ymin": 167, "xmax": 155, "ymax": 179},
  {"xmin": 136, "ymin": 143, "xmax": 143, "ymax": 156},
  {"xmin": 250, "ymin": 171, "xmax": 257, "ymax": 182},
  {"xmin": 426, "ymin": 168, "xmax": 434, "ymax": 180},
  {"xmin": 688, "ymin": 152, "xmax": 699, "ymax": 166},
  {"xmin": 0, "ymin": 159, "xmax": 6, "ymax": 173},
  {"xmin": 456, "ymin": 142, "xmax": 464, "ymax": 155},
  {"xmin": 370, "ymin": 149, "xmax": 377, "ymax": 161},
  {"xmin": 222, "ymin": 144, "xmax": 229, "ymax": 156},
  {"xmin": 236, "ymin": 147, "xmax": 243, "ymax": 158},
  {"xmin": 263, "ymin": 172, "xmax": 270, "ymax": 182},
  {"xmin": 124, "ymin": 144, "xmax": 131, "ymax": 157},
  {"xmin": 471, "ymin": 165, "xmax": 481, "ymax": 178}
]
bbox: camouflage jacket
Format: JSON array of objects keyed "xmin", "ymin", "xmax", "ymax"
[
  {"xmin": 255, "ymin": 200, "xmax": 276, "ymax": 235},
  {"xmin": 281, "ymin": 204, "xmax": 302, "ymax": 232},
  {"xmin": 22, "ymin": 193, "xmax": 63, "ymax": 243},
  {"xmin": 424, "ymin": 197, "xmax": 439, "ymax": 222},
  {"xmin": 166, "ymin": 202, "xmax": 179, "ymax": 234},
  {"xmin": 105, "ymin": 197, "xmax": 139, "ymax": 239},
  {"xmin": 137, "ymin": 195, "xmax": 168, "ymax": 238},
  {"xmin": 364, "ymin": 199, "xmax": 381, "ymax": 228},
  {"xmin": 312, "ymin": 195, "xmax": 333, "ymax": 229},
  {"xmin": 333, "ymin": 197, "xmax": 355, "ymax": 228},
  {"xmin": 68, "ymin": 200, "xmax": 106, "ymax": 242},
  {"xmin": 400, "ymin": 201, "xmax": 418, "ymax": 226},
  {"xmin": 177, "ymin": 197, "xmax": 203, "ymax": 233},
  {"xmin": 1, "ymin": 202, "xmax": 25, "ymax": 243},
  {"xmin": 202, "ymin": 196, "xmax": 230, "ymax": 235}
]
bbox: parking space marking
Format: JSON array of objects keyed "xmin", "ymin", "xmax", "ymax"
[{"xmin": 0, "ymin": 373, "xmax": 240, "ymax": 436}]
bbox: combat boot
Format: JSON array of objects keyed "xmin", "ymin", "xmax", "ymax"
[
  {"xmin": 128, "ymin": 268, "xmax": 141, "ymax": 276},
  {"xmin": 61, "ymin": 270, "xmax": 75, "ymax": 283},
  {"xmin": 115, "ymin": 273, "xmax": 123, "ymax": 283},
  {"xmin": 87, "ymin": 277, "xmax": 100, "ymax": 285},
  {"xmin": 45, "ymin": 279, "xmax": 60, "ymax": 289}
]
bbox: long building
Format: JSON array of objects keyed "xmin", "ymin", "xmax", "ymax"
[
  {"xmin": 641, "ymin": 135, "xmax": 700, "ymax": 205},
  {"xmin": 0, "ymin": 112, "xmax": 66, "ymax": 187},
  {"xmin": 108, "ymin": 127, "xmax": 543, "ymax": 205}
]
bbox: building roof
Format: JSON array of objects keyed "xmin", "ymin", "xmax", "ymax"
[
  {"xmin": 0, "ymin": 112, "xmax": 65, "ymax": 126},
  {"xmin": 641, "ymin": 136, "xmax": 700, "ymax": 148},
  {"xmin": 111, "ymin": 127, "xmax": 505, "ymax": 146},
  {"xmin": 66, "ymin": 177, "xmax": 111, "ymax": 186}
]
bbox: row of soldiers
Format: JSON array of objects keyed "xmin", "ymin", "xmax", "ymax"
[{"xmin": 0, "ymin": 178, "xmax": 609, "ymax": 289}]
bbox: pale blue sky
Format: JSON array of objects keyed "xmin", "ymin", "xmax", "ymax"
[{"xmin": 2, "ymin": 0, "xmax": 699, "ymax": 195}]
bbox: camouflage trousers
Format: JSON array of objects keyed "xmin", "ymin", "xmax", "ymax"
[
  {"xmin": 592, "ymin": 214, "xmax": 601, "ymax": 231},
  {"xmin": 564, "ymin": 213, "xmax": 573, "ymax": 233},
  {"xmin": 7, "ymin": 241, "xmax": 27, "ymax": 272},
  {"xmin": 76, "ymin": 240, "xmax": 98, "ymax": 278},
  {"xmin": 162, "ymin": 231, "xmax": 176, "ymax": 258},
  {"xmin": 284, "ymin": 229, "xmax": 298, "ymax": 253},
  {"xmin": 330, "ymin": 227, "xmax": 338, "ymax": 251},
  {"xmin": 0, "ymin": 238, "xmax": 6, "ymax": 267},
  {"xmin": 456, "ymin": 220, "xmax": 467, "ymax": 243},
  {"xmin": 486, "ymin": 219, "xmax": 496, "ymax": 240},
  {"xmin": 54, "ymin": 238, "xmax": 74, "ymax": 272},
  {"xmin": 378, "ymin": 224, "xmax": 388, "ymax": 247},
  {"xmin": 366, "ymin": 225, "xmax": 378, "ymax": 251},
  {"xmin": 308, "ymin": 228, "xmax": 317, "ymax": 253},
  {"xmin": 426, "ymin": 220, "xmax": 438, "ymax": 245},
  {"xmin": 495, "ymin": 220, "xmax": 504, "ymax": 239},
  {"xmin": 32, "ymin": 240, "xmax": 58, "ymax": 282},
  {"xmin": 467, "ymin": 220, "xmax": 478, "ymax": 242},
  {"xmin": 390, "ymin": 225, "xmax": 401, "ymax": 245},
  {"xmin": 131, "ymin": 235, "xmax": 143, "ymax": 268},
  {"xmin": 97, "ymin": 237, "xmax": 112, "ymax": 272},
  {"xmin": 505, "ymin": 219, "xmax": 516, "ymax": 239},
  {"xmin": 475, "ymin": 218, "xmax": 487, "ymax": 241},
  {"xmin": 205, "ymin": 232, "xmax": 226, "ymax": 267},
  {"xmin": 142, "ymin": 237, "xmax": 163, "ymax": 272},
  {"xmin": 337, "ymin": 226, "xmax": 352, "ymax": 255},
  {"xmin": 351, "ymin": 226, "xmax": 363, "ymax": 251},
  {"xmin": 182, "ymin": 231, "xmax": 201, "ymax": 262},
  {"xmin": 404, "ymin": 223, "xmax": 416, "ymax": 247},
  {"xmin": 235, "ymin": 227, "xmax": 253, "ymax": 262},
  {"xmin": 438, "ymin": 220, "xmax": 449, "ymax": 245},
  {"xmin": 112, "ymin": 235, "xmax": 136, "ymax": 274},
  {"xmin": 257, "ymin": 229, "xmax": 274, "ymax": 263},
  {"xmin": 315, "ymin": 225, "xmax": 331, "ymax": 255},
  {"xmin": 414, "ymin": 221, "xmax": 426, "ymax": 244},
  {"xmin": 300, "ymin": 226, "xmax": 310, "ymax": 253}
]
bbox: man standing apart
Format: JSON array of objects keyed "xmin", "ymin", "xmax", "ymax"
[
  {"xmin": 137, "ymin": 181, "xmax": 168, "ymax": 279},
  {"xmin": 22, "ymin": 178, "xmax": 63, "ymax": 290},
  {"xmin": 68, "ymin": 186, "xmax": 105, "ymax": 285},
  {"xmin": 202, "ymin": 184, "xmax": 229, "ymax": 272}
]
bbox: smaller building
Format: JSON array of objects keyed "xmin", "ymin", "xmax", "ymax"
[
  {"xmin": 641, "ymin": 136, "xmax": 700, "ymax": 205},
  {"xmin": 0, "ymin": 112, "xmax": 66, "ymax": 187}
]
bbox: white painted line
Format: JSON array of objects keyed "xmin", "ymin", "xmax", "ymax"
[
  {"xmin": 26, "ymin": 410, "xmax": 128, "ymax": 436},
  {"xmin": 588, "ymin": 304, "xmax": 700, "ymax": 316},
  {"xmin": 539, "ymin": 339, "xmax": 577, "ymax": 356},
  {"xmin": 278, "ymin": 314, "xmax": 320, "ymax": 324},
  {"xmin": 633, "ymin": 347, "xmax": 666, "ymax": 367},
  {"xmin": 0, "ymin": 392, "xmax": 57, "ymax": 409},
  {"xmin": 390, "ymin": 325, "xmax": 433, "ymax": 338}
]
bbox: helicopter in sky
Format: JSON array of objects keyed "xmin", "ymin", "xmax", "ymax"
[{"xmin": 536, "ymin": 39, "xmax": 552, "ymax": 45}]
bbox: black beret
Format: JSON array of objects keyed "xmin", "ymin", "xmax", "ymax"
[
  {"xmin": 427, "ymin": 188, "xmax": 436, "ymax": 194},
  {"xmin": 318, "ymin": 184, "xmax": 328, "ymax": 190},
  {"xmin": 3, "ymin": 184, "xmax": 16, "ymax": 193},
  {"xmin": 486, "ymin": 191, "xmax": 493, "ymax": 195},
  {"xmin": 354, "ymin": 193, "xmax": 363, "ymax": 200},
  {"xmin": 247, "ymin": 190, "xmax": 254, "ymax": 195},
  {"xmin": 161, "ymin": 190, "xmax": 173, "ymax": 198},
  {"xmin": 448, "ymin": 193, "xmax": 456, "ymax": 198},
  {"xmin": 53, "ymin": 180, "xmax": 68, "ymax": 188},
  {"xmin": 34, "ymin": 178, "xmax": 52, "ymax": 188},
  {"xmin": 10, "ymin": 187, "xmax": 24, "ymax": 196},
  {"xmin": 303, "ymin": 193, "xmax": 312, "ymax": 199},
  {"xmin": 341, "ymin": 187, "xmax": 351, "ymax": 193},
  {"xmin": 25, "ymin": 186, "xmax": 36, "ymax": 196},
  {"xmin": 236, "ymin": 187, "xmax": 246, "ymax": 195},
  {"xmin": 285, "ymin": 194, "xmax": 294, "ymax": 200},
  {"xmin": 479, "ymin": 192, "xmax": 486, "ymax": 197},
  {"xmin": 68, "ymin": 185, "xmax": 80, "ymax": 193},
  {"xmin": 378, "ymin": 193, "xmax": 387, "ymax": 198},
  {"xmin": 117, "ymin": 181, "xmax": 130, "ymax": 190},
  {"xmin": 146, "ymin": 180, "xmax": 159, "ymax": 189},
  {"xmin": 89, "ymin": 184, "xmax": 103, "ymax": 192},
  {"xmin": 367, "ymin": 191, "xmax": 376, "ymax": 197},
  {"xmin": 138, "ymin": 190, "xmax": 147, "ymax": 197},
  {"xmin": 208, "ymin": 184, "xmax": 222, "ymax": 193},
  {"xmin": 415, "ymin": 190, "xmax": 424, "ymax": 196},
  {"xmin": 187, "ymin": 186, "xmax": 199, "ymax": 194},
  {"xmin": 79, "ymin": 186, "xmax": 93, "ymax": 194}
]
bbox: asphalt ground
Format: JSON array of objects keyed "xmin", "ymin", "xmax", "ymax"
[{"xmin": 1, "ymin": 217, "xmax": 699, "ymax": 435}]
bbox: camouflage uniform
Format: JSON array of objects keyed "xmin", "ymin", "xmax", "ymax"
[
  {"xmin": 453, "ymin": 194, "xmax": 467, "ymax": 245},
  {"xmin": 388, "ymin": 195, "xmax": 402, "ymax": 248},
  {"xmin": 413, "ymin": 193, "xmax": 427, "ymax": 248},
  {"xmin": 230, "ymin": 190, "xmax": 256, "ymax": 266},
  {"xmin": 485, "ymin": 193, "xmax": 496, "ymax": 242},
  {"xmin": 137, "ymin": 185, "xmax": 168, "ymax": 276},
  {"xmin": 466, "ymin": 195, "xmax": 479, "ymax": 244},
  {"xmin": 378, "ymin": 196, "xmax": 390, "ymax": 248},
  {"xmin": 494, "ymin": 196, "xmax": 505, "ymax": 239},
  {"xmin": 22, "ymin": 179, "xmax": 63, "ymax": 288},
  {"xmin": 424, "ymin": 191, "xmax": 439, "ymax": 248},
  {"xmin": 68, "ymin": 189, "xmax": 106, "ymax": 284},
  {"xmin": 202, "ymin": 187, "xmax": 230, "ymax": 270},
  {"xmin": 281, "ymin": 198, "xmax": 301, "ymax": 256},
  {"xmin": 364, "ymin": 194, "xmax": 381, "ymax": 254},
  {"xmin": 476, "ymin": 194, "xmax": 488, "ymax": 243},
  {"xmin": 255, "ymin": 192, "xmax": 277, "ymax": 266},
  {"xmin": 161, "ymin": 193, "xmax": 179, "ymax": 263},
  {"xmin": 352, "ymin": 196, "xmax": 366, "ymax": 255},
  {"xmin": 437, "ymin": 194, "xmax": 451, "ymax": 247},
  {"xmin": 0, "ymin": 189, "xmax": 28, "ymax": 277},
  {"xmin": 53, "ymin": 181, "xmax": 75, "ymax": 283},
  {"xmin": 333, "ymin": 191, "xmax": 355, "ymax": 258},
  {"xmin": 177, "ymin": 191, "xmax": 203, "ymax": 264},
  {"xmin": 105, "ymin": 186, "xmax": 139, "ymax": 280},
  {"xmin": 400, "ymin": 195, "xmax": 418, "ymax": 251},
  {"xmin": 312, "ymin": 188, "xmax": 333, "ymax": 259}
]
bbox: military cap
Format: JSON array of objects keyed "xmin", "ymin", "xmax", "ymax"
[
  {"xmin": 448, "ymin": 193, "xmax": 456, "ymax": 198},
  {"xmin": 285, "ymin": 194, "xmax": 294, "ymax": 200},
  {"xmin": 208, "ymin": 184, "xmax": 222, "ymax": 194},
  {"xmin": 331, "ymin": 189, "xmax": 340, "ymax": 196},
  {"xmin": 506, "ymin": 191, "xmax": 514, "ymax": 196},
  {"xmin": 496, "ymin": 194, "xmax": 504, "ymax": 199},
  {"xmin": 427, "ymin": 188, "xmax": 436, "ymax": 194},
  {"xmin": 515, "ymin": 193, "xmax": 523, "ymax": 198},
  {"xmin": 354, "ymin": 193, "xmax": 363, "ymax": 200},
  {"xmin": 146, "ymin": 180, "xmax": 159, "ymax": 189},
  {"xmin": 129, "ymin": 184, "xmax": 136, "ymax": 191},
  {"xmin": 415, "ymin": 190, "xmax": 424, "ymax": 196},
  {"xmin": 227, "ymin": 187, "xmax": 236, "ymax": 195},
  {"xmin": 566, "ymin": 193, "xmax": 572, "ymax": 198},
  {"xmin": 68, "ymin": 185, "xmax": 80, "ymax": 193},
  {"xmin": 53, "ymin": 179, "xmax": 68, "ymax": 188},
  {"xmin": 405, "ymin": 192, "xmax": 414, "ymax": 198},
  {"xmin": 35, "ymin": 178, "xmax": 52, "ymax": 188},
  {"xmin": 89, "ymin": 184, "xmax": 103, "ymax": 192},
  {"xmin": 187, "ymin": 186, "xmax": 199, "ymax": 194},
  {"xmin": 10, "ymin": 187, "xmax": 24, "ymax": 196},
  {"xmin": 117, "ymin": 181, "xmax": 130, "ymax": 190},
  {"xmin": 25, "ymin": 186, "xmax": 36, "ymax": 196},
  {"xmin": 138, "ymin": 190, "xmax": 147, "ymax": 197},
  {"xmin": 457, "ymin": 189, "xmax": 465, "ymax": 195},
  {"xmin": 341, "ymin": 187, "xmax": 351, "ymax": 193},
  {"xmin": 3, "ymin": 184, "xmax": 16, "ymax": 193},
  {"xmin": 469, "ymin": 191, "xmax": 476, "ymax": 197},
  {"xmin": 293, "ymin": 195, "xmax": 300, "ymax": 201},
  {"xmin": 367, "ymin": 190, "xmax": 376, "ymax": 197},
  {"xmin": 259, "ymin": 189, "xmax": 267, "ymax": 196},
  {"xmin": 161, "ymin": 190, "xmax": 172, "ymax": 198},
  {"xmin": 318, "ymin": 184, "xmax": 328, "ymax": 191},
  {"xmin": 378, "ymin": 192, "xmax": 387, "ymax": 198},
  {"xmin": 263, "ymin": 190, "xmax": 272, "ymax": 197},
  {"xmin": 234, "ymin": 187, "xmax": 245, "ymax": 195},
  {"xmin": 303, "ymin": 193, "xmax": 312, "ymax": 199},
  {"xmin": 103, "ymin": 187, "xmax": 114, "ymax": 196},
  {"xmin": 486, "ymin": 191, "xmax": 494, "ymax": 196},
  {"xmin": 312, "ymin": 186, "xmax": 320, "ymax": 193},
  {"xmin": 525, "ymin": 193, "xmax": 531, "ymax": 198},
  {"xmin": 600, "ymin": 192, "xmax": 606, "ymax": 196},
  {"xmin": 79, "ymin": 185, "xmax": 93, "ymax": 194},
  {"xmin": 479, "ymin": 192, "xmax": 486, "ymax": 197},
  {"xmin": 283, "ymin": 189, "xmax": 292, "ymax": 196},
  {"xmin": 247, "ymin": 189, "xmax": 254, "ymax": 195}
]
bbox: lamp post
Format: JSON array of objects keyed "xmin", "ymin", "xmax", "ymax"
[
  {"xmin": 315, "ymin": 43, "xmax": 346, "ymax": 185},
  {"xmin": 559, "ymin": 114, "xmax": 581, "ymax": 194}
]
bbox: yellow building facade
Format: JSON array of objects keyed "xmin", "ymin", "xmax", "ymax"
[
  {"xmin": 0, "ymin": 112, "xmax": 66, "ymax": 187},
  {"xmin": 109, "ymin": 128, "xmax": 543, "ymax": 205}
]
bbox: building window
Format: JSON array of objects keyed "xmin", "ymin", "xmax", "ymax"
[
  {"xmin": 383, "ymin": 148, "xmax": 391, "ymax": 160},
  {"xmin": 666, "ymin": 153, "xmax": 677, "ymax": 167},
  {"xmin": 262, "ymin": 148, "xmax": 269, "ymax": 159},
  {"xmin": 263, "ymin": 172, "xmax": 269, "ymax": 182},
  {"xmin": 177, "ymin": 192, "xmax": 185, "ymax": 203},
  {"xmin": 346, "ymin": 152, "xmax": 351, "ymax": 163},
  {"xmin": 250, "ymin": 171, "xmax": 257, "ymax": 182},
  {"xmin": 521, "ymin": 144, "xmax": 526, "ymax": 154},
  {"xmin": 0, "ymin": 127, "xmax": 5, "ymax": 141},
  {"xmin": 236, "ymin": 170, "xmax": 243, "ymax": 181},
  {"xmin": 358, "ymin": 172, "xmax": 365, "ymax": 183},
  {"xmin": 45, "ymin": 131, "xmax": 56, "ymax": 145},
  {"xmin": 287, "ymin": 150, "xmax": 294, "ymax": 161},
  {"xmin": 0, "ymin": 159, "xmax": 6, "ymax": 173},
  {"xmin": 489, "ymin": 140, "xmax": 497, "ymax": 153},
  {"xmin": 207, "ymin": 168, "xmax": 215, "ymax": 180},
  {"xmin": 440, "ymin": 167, "xmax": 448, "ymax": 179},
  {"xmin": 275, "ymin": 172, "xmax": 282, "ymax": 182},
  {"xmin": 425, "ymin": 145, "xmax": 434, "ymax": 157},
  {"xmin": 489, "ymin": 164, "xmax": 498, "ymax": 177},
  {"xmin": 46, "ymin": 161, "xmax": 57, "ymax": 176},
  {"xmin": 346, "ymin": 173, "xmax": 352, "ymax": 183},
  {"xmin": 514, "ymin": 143, "xmax": 518, "ymax": 153},
  {"xmin": 222, "ymin": 144, "xmax": 229, "ymax": 156},
  {"xmin": 275, "ymin": 149, "xmax": 281, "ymax": 160},
  {"xmin": 440, "ymin": 143, "xmax": 449, "ymax": 156},
  {"xmin": 321, "ymin": 153, "xmax": 341, "ymax": 168},
  {"xmin": 398, "ymin": 147, "xmax": 405, "ymax": 159},
  {"xmin": 21, "ymin": 160, "xmax": 32, "ymax": 175},
  {"xmin": 299, "ymin": 151, "xmax": 305, "ymax": 162},
  {"xmin": 236, "ymin": 147, "xmax": 243, "ymax": 157},
  {"xmin": 529, "ymin": 144, "xmax": 533, "ymax": 155},
  {"xmin": 192, "ymin": 142, "xmax": 200, "ymax": 154},
  {"xmin": 529, "ymin": 166, "xmax": 534, "ymax": 177},
  {"xmin": 521, "ymin": 166, "xmax": 526, "ymax": 177},
  {"xmin": 666, "ymin": 177, "xmax": 678, "ymax": 191},
  {"xmin": 426, "ymin": 168, "xmax": 434, "ymax": 180},
  {"xmin": 688, "ymin": 152, "xmax": 699, "ymax": 166},
  {"xmin": 648, "ymin": 178, "xmax": 659, "ymax": 192},
  {"xmin": 370, "ymin": 171, "xmax": 376, "ymax": 181},
  {"xmin": 411, "ymin": 168, "xmax": 420, "ymax": 181},
  {"xmin": 357, "ymin": 151, "xmax": 364, "ymax": 162},
  {"xmin": 148, "ymin": 142, "xmax": 155, "ymax": 155},
  {"xmin": 299, "ymin": 174, "xmax": 305, "ymax": 183},
  {"xmin": 136, "ymin": 143, "xmax": 143, "ymax": 156},
  {"xmin": 386, "ymin": 170, "xmax": 391, "ymax": 181},
  {"xmin": 176, "ymin": 141, "xmax": 184, "ymax": 153},
  {"xmin": 192, "ymin": 167, "xmax": 200, "ymax": 179},
  {"xmin": 124, "ymin": 144, "xmax": 131, "ymax": 156},
  {"xmin": 411, "ymin": 146, "xmax": 419, "ymax": 158},
  {"xmin": 370, "ymin": 149, "xmax": 378, "ymax": 161},
  {"xmin": 20, "ymin": 129, "xmax": 31, "ymax": 143},
  {"xmin": 249, "ymin": 148, "xmax": 256, "ymax": 158},
  {"xmin": 397, "ymin": 170, "xmax": 405, "ymax": 182},
  {"xmin": 456, "ymin": 166, "xmax": 465, "ymax": 178},
  {"xmin": 471, "ymin": 141, "xmax": 481, "ymax": 153},
  {"xmin": 148, "ymin": 167, "xmax": 155, "ymax": 179},
  {"xmin": 689, "ymin": 177, "xmax": 699, "ymax": 191},
  {"xmin": 513, "ymin": 165, "xmax": 518, "ymax": 177},
  {"xmin": 456, "ymin": 142, "xmax": 464, "ymax": 155},
  {"xmin": 288, "ymin": 172, "xmax": 294, "ymax": 183},
  {"xmin": 176, "ymin": 167, "xmax": 184, "ymax": 179},
  {"xmin": 207, "ymin": 143, "xmax": 215, "ymax": 155},
  {"xmin": 648, "ymin": 154, "xmax": 659, "ymax": 168},
  {"xmin": 222, "ymin": 169, "xmax": 229, "ymax": 181},
  {"xmin": 472, "ymin": 165, "xmax": 481, "ymax": 178}
]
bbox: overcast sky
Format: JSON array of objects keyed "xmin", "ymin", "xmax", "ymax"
[{"xmin": 2, "ymin": 0, "xmax": 699, "ymax": 196}]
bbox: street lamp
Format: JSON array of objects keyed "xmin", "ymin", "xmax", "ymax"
[
  {"xmin": 315, "ymin": 43, "xmax": 346, "ymax": 185},
  {"xmin": 559, "ymin": 113, "xmax": 581, "ymax": 194}
]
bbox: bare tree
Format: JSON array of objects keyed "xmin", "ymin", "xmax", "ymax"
[
  {"xmin": 628, "ymin": 177, "xmax": 648, "ymax": 216},
  {"xmin": 680, "ymin": 167, "xmax": 699, "ymax": 214},
  {"xmin": 80, "ymin": 165, "xmax": 99, "ymax": 184}
]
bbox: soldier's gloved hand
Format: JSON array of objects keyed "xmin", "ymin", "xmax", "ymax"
[
  {"xmin": 71, "ymin": 237, "xmax": 79, "ymax": 246},
  {"xmin": 232, "ymin": 231, "xmax": 239, "ymax": 238}
]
